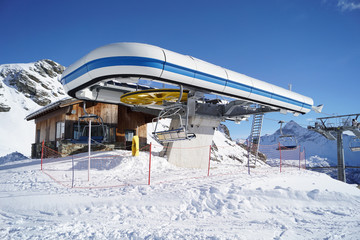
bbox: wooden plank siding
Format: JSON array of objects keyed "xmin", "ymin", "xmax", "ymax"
[
  {"xmin": 117, "ymin": 105, "xmax": 154, "ymax": 147},
  {"xmin": 35, "ymin": 109, "xmax": 66, "ymax": 143},
  {"xmin": 31, "ymin": 100, "xmax": 155, "ymax": 156},
  {"xmin": 65, "ymin": 102, "xmax": 118, "ymax": 123},
  {"xmin": 64, "ymin": 102, "xmax": 118, "ymax": 140}
]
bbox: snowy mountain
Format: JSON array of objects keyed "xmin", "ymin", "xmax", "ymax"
[
  {"xmin": 0, "ymin": 60, "xmax": 66, "ymax": 157},
  {"xmin": 260, "ymin": 120, "xmax": 360, "ymax": 167},
  {"xmin": 0, "ymin": 151, "xmax": 28, "ymax": 165},
  {"xmin": 260, "ymin": 120, "xmax": 360, "ymax": 184}
]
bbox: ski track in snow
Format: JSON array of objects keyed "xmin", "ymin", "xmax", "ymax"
[{"xmin": 1, "ymin": 154, "xmax": 360, "ymax": 240}]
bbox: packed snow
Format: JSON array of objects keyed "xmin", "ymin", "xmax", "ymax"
[{"xmin": 1, "ymin": 129, "xmax": 360, "ymax": 239}]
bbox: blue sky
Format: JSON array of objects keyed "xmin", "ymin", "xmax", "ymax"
[{"xmin": 1, "ymin": 0, "xmax": 359, "ymax": 138}]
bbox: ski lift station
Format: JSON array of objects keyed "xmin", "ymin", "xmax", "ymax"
[{"xmin": 59, "ymin": 42, "xmax": 321, "ymax": 169}]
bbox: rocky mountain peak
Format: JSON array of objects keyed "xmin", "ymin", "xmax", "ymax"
[
  {"xmin": 32, "ymin": 59, "xmax": 65, "ymax": 78},
  {"xmin": 218, "ymin": 123, "xmax": 232, "ymax": 140},
  {"xmin": 0, "ymin": 60, "xmax": 66, "ymax": 111}
]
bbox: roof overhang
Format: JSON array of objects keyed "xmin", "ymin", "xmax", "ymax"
[{"xmin": 25, "ymin": 98, "xmax": 82, "ymax": 121}]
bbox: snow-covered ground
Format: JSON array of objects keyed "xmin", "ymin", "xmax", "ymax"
[{"xmin": 1, "ymin": 147, "xmax": 360, "ymax": 239}]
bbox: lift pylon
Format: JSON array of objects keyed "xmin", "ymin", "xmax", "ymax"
[{"xmin": 308, "ymin": 113, "xmax": 360, "ymax": 182}]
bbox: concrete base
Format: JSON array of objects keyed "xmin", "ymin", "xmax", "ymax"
[{"xmin": 164, "ymin": 116, "xmax": 221, "ymax": 169}]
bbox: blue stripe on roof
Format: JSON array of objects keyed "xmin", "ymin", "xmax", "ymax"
[
  {"xmin": 62, "ymin": 56, "xmax": 311, "ymax": 110},
  {"xmin": 164, "ymin": 62, "xmax": 226, "ymax": 86},
  {"xmin": 62, "ymin": 64, "xmax": 88, "ymax": 85},
  {"xmin": 164, "ymin": 62, "xmax": 195, "ymax": 78},
  {"xmin": 272, "ymin": 93, "xmax": 304, "ymax": 108},
  {"xmin": 251, "ymin": 88, "xmax": 273, "ymax": 100},
  {"xmin": 63, "ymin": 56, "xmax": 165, "ymax": 85},
  {"xmin": 86, "ymin": 56, "xmax": 164, "ymax": 72},
  {"xmin": 226, "ymin": 80, "xmax": 253, "ymax": 93},
  {"xmin": 195, "ymin": 70, "xmax": 227, "ymax": 86}
]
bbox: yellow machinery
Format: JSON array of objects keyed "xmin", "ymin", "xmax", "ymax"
[
  {"xmin": 120, "ymin": 89, "xmax": 189, "ymax": 105},
  {"xmin": 120, "ymin": 88, "xmax": 196, "ymax": 143},
  {"xmin": 132, "ymin": 135, "xmax": 139, "ymax": 156}
]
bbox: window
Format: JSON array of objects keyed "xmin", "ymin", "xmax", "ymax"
[
  {"xmin": 74, "ymin": 124, "xmax": 104, "ymax": 138},
  {"xmin": 125, "ymin": 130, "xmax": 135, "ymax": 142},
  {"xmin": 56, "ymin": 122, "xmax": 65, "ymax": 139},
  {"xmin": 73, "ymin": 123, "xmax": 115, "ymax": 143},
  {"xmin": 36, "ymin": 129, "xmax": 40, "ymax": 144}
]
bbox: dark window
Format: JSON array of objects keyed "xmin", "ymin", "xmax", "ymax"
[
  {"xmin": 36, "ymin": 129, "xmax": 40, "ymax": 144},
  {"xmin": 73, "ymin": 123, "xmax": 116, "ymax": 143}
]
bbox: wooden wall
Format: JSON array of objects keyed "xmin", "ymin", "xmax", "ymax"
[
  {"xmin": 33, "ymin": 101, "xmax": 154, "ymax": 148},
  {"xmin": 35, "ymin": 109, "xmax": 66, "ymax": 143},
  {"xmin": 65, "ymin": 102, "xmax": 118, "ymax": 123},
  {"xmin": 116, "ymin": 105, "xmax": 154, "ymax": 146},
  {"xmin": 64, "ymin": 102, "xmax": 118, "ymax": 139}
]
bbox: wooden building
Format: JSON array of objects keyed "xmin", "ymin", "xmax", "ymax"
[{"xmin": 26, "ymin": 98, "xmax": 154, "ymax": 158}]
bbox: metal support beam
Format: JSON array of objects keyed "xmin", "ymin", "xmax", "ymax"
[{"xmin": 336, "ymin": 132, "xmax": 346, "ymax": 182}]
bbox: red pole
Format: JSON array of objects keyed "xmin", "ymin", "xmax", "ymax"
[
  {"xmin": 41, "ymin": 140, "xmax": 44, "ymax": 170},
  {"xmin": 279, "ymin": 142, "xmax": 282, "ymax": 173},
  {"xmin": 148, "ymin": 143, "xmax": 152, "ymax": 185},
  {"xmin": 208, "ymin": 145, "xmax": 211, "ymax": 177}
]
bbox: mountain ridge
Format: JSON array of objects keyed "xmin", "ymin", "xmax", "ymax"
[
  {"xmin": 0, "ymin": 60, "xmax": 66, "ymax": 156},
  {"xmin": 260, "ymin": 120, "xmax": 359, "ymax": 166}
]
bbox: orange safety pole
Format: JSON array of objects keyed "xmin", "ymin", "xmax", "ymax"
[
  {"xmin": 208, "ymin": 145, "xmax": 211, "ymax": 177},
  {"xmin": 148, "ymin": 143, "xmax": 152, "ymax": 185},
  {"xmin": 41, "ymin": 140, "xmax": 44, "ymax": 170},
  {"xmin": 279, "ymin": 142, "xmax": 282, "ymax": 173}
]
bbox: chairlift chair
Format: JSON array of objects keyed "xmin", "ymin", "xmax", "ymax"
[
  {"xmin": 152, "ymin": 104, "xmax": 196, "ymax": 143},
  {"xmin": 120, "ymin": 86, "xmax": 196, "ymax": 143},
  {"xmin": 349, "ymin": 137, "xmax": 360, "ymax": 152},
  {"xmin": 76, "ymin": 114, "xmax": 108, "ymax": 144},
  {"xmin": 277, "ymin": 120, "xmax": 298, "ymax": 150}
]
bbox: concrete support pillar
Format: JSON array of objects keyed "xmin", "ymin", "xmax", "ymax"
[
  {"xmin": 336, "ymin": 131, "xmax": 346, "ymax": 182},
  {"xmin": 164, "ymin": 115, "xmax": 221, "ymax": 169}
]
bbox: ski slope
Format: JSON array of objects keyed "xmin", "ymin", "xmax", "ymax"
[{"xmin": 1, "ymin": 150, "xmax": 360, "ymax": 239}]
